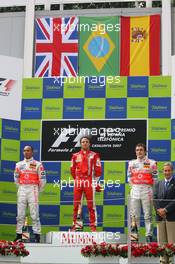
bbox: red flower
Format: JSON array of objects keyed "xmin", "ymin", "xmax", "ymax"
[
  {"xmin": 81, "ymin": 242, "xmax": 175, "ymax": 258},
  {"xmin": 0, "ymin": 240, "xmax": 29, "ymax": 257}
]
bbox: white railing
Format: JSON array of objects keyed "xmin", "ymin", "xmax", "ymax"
[
  {"xmin": 0, "ymin": 0, "xmax": 171, "ymax": 78},
  {"xmin": 0, "ymin": 0, "xmax": 159, "ymax": 9}
]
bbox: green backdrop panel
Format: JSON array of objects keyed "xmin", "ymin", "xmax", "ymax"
[
  {"xmin": 106, "ymin": 77, "xmax": 127, "ymax": 98},
  {"xmin": 41, "ymin": 226, "xmax": 59, "ymax": 234},
  {"xmin": 104, "ymin": 162, "xmax": 126, "ymax": 184},
  {"xmin": 20, "ymin": 120, "xmax": 41, "ymax": 140},
  {"xmin": 149, "ymin": 76, "xmax": 171, "ymax": 97},
  {"xmin": 148, "ymin": 119, "xmax": 171, "ymax": 140},
  {"xmin": 40, "ymin": 183, "xmax": 60, "ymax": 205},
  {"xmin": 60, "ymin": 205, "xmax": 73, "ymax": 226},
  {"xmin": 157, "ymin": 161, "xmax": 167, "ymax": 180},
  {"xmin": 84, "ymin": 98, "xmax": 105, "ymax": 119},
  {"xmin": 0, "ymin": 182, "xmax": 17, "ymax": 203},
  {"xmin": 127, "ymin": 98, "xmax": 148, "ymax": 118},
  {"xmin": 103, "ymin": 205, "xmax": 124, "ymax": 227},
  {"xmin": 1, "ymin": 139, "xmax": 20, "ymax": 161},
  {"xmin": 171, "ymin": 140, "xmax": 175, "ymax": 161},
  {"xmin": 60, "ymin": 162, "xmax": 72, "ymax": 181},
  {"xmin": 22, "ymin": 78, "xmax": 43, "ymax": 99},
  {"xmin": 0, "ymin": 225, "xmax": 16, "ymax": 240},
  {"xmin": 63, "ymin": 77, "xmax": 85, "ymax": 98},
  {"xmin": 0, "ymin": 119, "xmax": 2, "ymax": 138},
  {"xmin": 125, "ymin": 184, "xmax": 130, "ymax": 205},
  {"xmin": 42, "ymin": 99, "xmax": 63, "ymax": 119}
]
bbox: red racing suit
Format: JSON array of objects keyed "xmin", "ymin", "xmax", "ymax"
[
  {"xmin": 70, "ymin": 150, "xmax": 102, "ymax": 227},
  {"xmin": 14, "ymin": 158, "xmax": 46, "ymax": 234}
]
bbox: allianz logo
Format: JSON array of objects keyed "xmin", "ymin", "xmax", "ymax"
[
  {"xmin": 5, "ymin": 125, "xmax": 18, "ymax": 132},
  {"xmin": 151, "ymin": 148, "xmax": 167, "ymax": 153}
]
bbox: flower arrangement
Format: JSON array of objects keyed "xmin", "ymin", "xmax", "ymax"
[
  {"xmin": 0, "ymin": 240, "xmax": 29, "ymax": 257},
  {"xmin": 81, "ymin": 242, "xmax": 175, "ymax": 259}
]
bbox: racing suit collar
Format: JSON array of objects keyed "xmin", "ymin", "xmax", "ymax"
[
  {"xmin": 24, "ymin": 157, "xmax": 34, "ymax": 162},
  {"xmin": 80, "ymin": 149, "xmax": 90, "ymax": 155},
  {"xmin": 137, "ymin": 156, "xmax": 147, "ymax": 162}
]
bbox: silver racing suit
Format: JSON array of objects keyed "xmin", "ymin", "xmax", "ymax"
[
  {"xmin": 127, "ymin": 156, "xmax": 158, "ymax": 236},
  {"xmin": 14, "ymin": 158, "xmax": 46, "ymax": 234}
]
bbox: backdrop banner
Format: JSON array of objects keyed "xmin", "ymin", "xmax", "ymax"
[
  {"xmin": 41, "ymin": 119, "xmax": 147, "ymax": 161},
  {"xmin": 0, "ymin": 56, "xmax": 23, "ymax": 120}
]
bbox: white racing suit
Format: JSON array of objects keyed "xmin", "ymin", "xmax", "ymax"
[
  {"xmin": 127, "ymin": 157, "xmax": 158, "ymax": 237},
  {"xmin": 14, "ymin": 158, "xmax": 46, "ymax": 234}
]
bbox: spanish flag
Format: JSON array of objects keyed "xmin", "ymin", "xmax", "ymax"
[{"xmin": 120, "ymin": 15, "xmax": 160, "ymax": 76}]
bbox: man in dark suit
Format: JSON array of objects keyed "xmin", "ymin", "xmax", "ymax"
[{"xmin": 153, "ymin": 162, "xmax": 175, "ymax": 264}]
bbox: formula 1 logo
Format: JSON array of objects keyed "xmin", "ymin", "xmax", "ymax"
[
  {"xmin": 49, "ymin": 128, "xmax": 91, "ymax": 152},
  {"xmin": 0, "ymin": 78, "xmax": 16, "ymax": 96},
  {"xmin": 52, "ymin": 128, "xmax": 81, "ymax": 148}
]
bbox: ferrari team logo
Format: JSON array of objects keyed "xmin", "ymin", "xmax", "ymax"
[{"xmin": 131, "ymin": 27, "xmax": 147, "ymax": 42}]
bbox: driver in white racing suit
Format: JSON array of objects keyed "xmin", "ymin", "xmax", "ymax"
[
  {"xmin": 14, "ymin": 145, "xmax": 46, "ymax": 243},
  {"xmin": 127, "ymin": 143, "xmax": 158, "ymax": 242}
]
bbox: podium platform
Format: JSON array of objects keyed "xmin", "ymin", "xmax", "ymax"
[{"xmin": 21, "ymin": 231, "xmax": 125, "ymax": 264}]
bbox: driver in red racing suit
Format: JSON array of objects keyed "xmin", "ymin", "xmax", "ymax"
[{"xmin": 70, "ymin": 137, "xmax": 102, "ymax": 232}]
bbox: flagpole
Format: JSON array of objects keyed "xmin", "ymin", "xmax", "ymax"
[{"xmin": 162, "ymin": 0, "xmax": 172, "ymax": 75}]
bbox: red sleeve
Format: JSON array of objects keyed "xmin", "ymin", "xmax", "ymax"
[
  {"xmin": 70, "ymin": 154, "xmax": 76, "ymax": 179},
  {"xmin": 94, "ymin": 153, "xmax": 102, "ymax": 177}
]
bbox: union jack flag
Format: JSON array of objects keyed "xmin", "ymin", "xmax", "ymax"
[{"xmin": 35, "ymin": 17, "xmax": 78, "ymax": 77}]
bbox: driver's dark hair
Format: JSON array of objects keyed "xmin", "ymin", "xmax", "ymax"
[
  {"xmin": 135, "ymin": 143, "xmax": 146, "ymax": 152},
  {"xmin": 24, "ymin": 145, "xmax": 33, "ymax": 152},
  {"xmin": 80, "ymin": 136, "xmax": 91, "ymax": 144}
]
